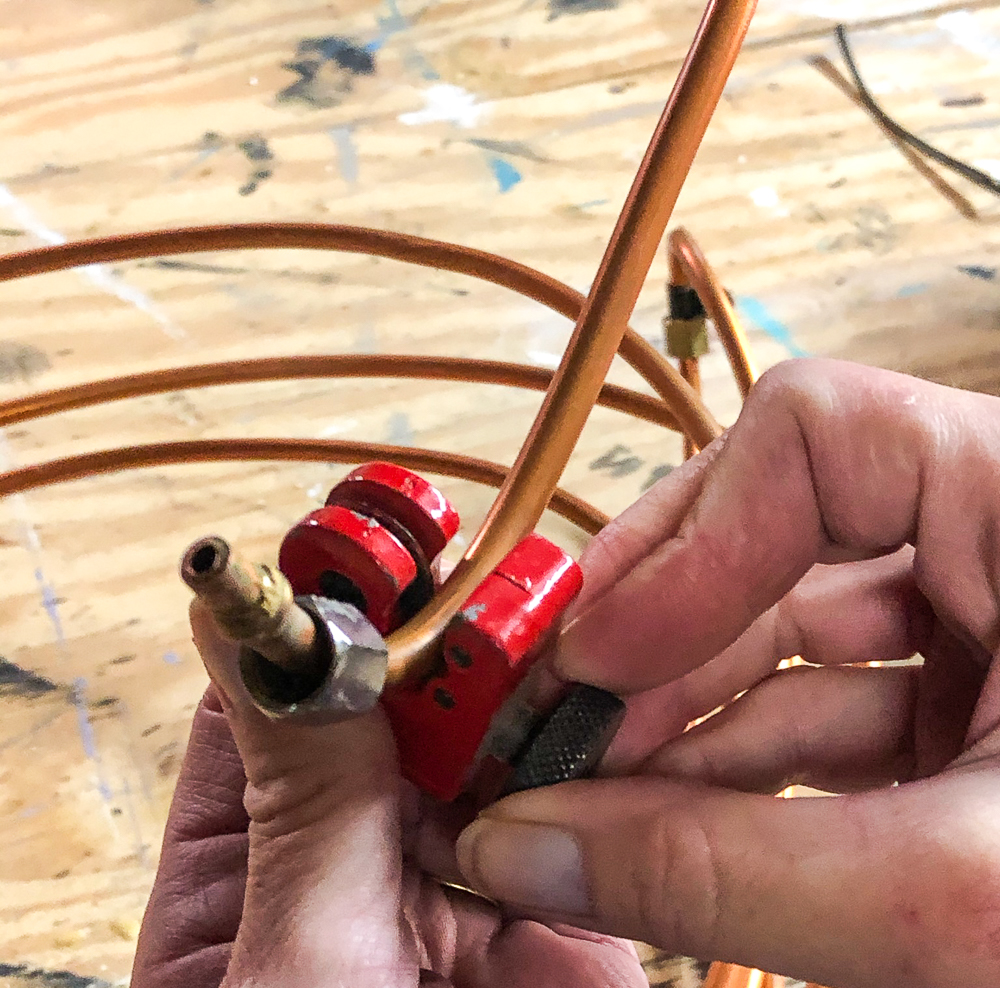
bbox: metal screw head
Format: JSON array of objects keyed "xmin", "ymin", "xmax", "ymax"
[{"xmin": 239, "ymin": 594, "xmax": 389, "ymax": 724}]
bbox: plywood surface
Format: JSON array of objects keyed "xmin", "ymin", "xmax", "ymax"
[{"xmin": 1, "ymin": 1, "xmax": 999, "ymax": 984}]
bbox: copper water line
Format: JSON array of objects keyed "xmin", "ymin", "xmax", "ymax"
[
  {"xmin": 384, "ymin": 0, "xmax": 757, "ymax": 678},
  {"xmin": 0, "ymin": 438, "xmax": 610, "ymax": 535},
  {"xmin": 0, "ymin": 0, "xmax": 757, "ymax": 685},
  {"xmin": 0, "ymin": 355, "xmax": 679, "ymax": 431},
  {"xmin": 679, "ymin": 358, "xmax": 702, "ymax": 461},
  {"xmin": 0, "ymin": 224, "xmax": 718, "ymax": 447}
]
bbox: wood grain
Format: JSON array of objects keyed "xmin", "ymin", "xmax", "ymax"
[{"xmin": 1, "ymin": 1, "xmax": 999, "ymax": 984}]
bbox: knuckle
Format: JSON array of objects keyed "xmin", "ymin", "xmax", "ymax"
[
  {"xmin": 746, "ymin": 358, "xmax": 868, "ymax": 437},
  {"xmin": 627, "ymin": 799, "xmax": 723, "ymax": 958},
  {"xmin": 242, "ymin": 758, "xmax": 332, "ymax": 836},
  {"xmin": 746, "ymin": 358, "xmax": 820, "ymax": 413}
]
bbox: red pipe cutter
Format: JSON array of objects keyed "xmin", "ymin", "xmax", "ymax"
[{"xmin": 275, "ymin": 461, "xmax": 625, "ymax": 804}]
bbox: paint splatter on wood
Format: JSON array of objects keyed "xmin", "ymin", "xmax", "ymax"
[
  {"xmin": 0, "ymin": 963, "xmax": 115, "ymax": 988},
  {"xmin": 0, "ymin": 341, "xmax": 50, "ymax": 383},
  {"xmin": 0, "ymin": 657, "xmax": 58, "ymax": 698},
  {"xmin": 549, "ymin": 0, "xmax": 619, "ymax": 17},
  {"xmin": 590, "ymin": 444, "xmax": 644, "ymax": 477},
  {"xmin": 278, "ymin": 36, "xmax": 376, "ymax": 109},
  {"xmin": 237, "ymin": 134, "xmax": 274, "ymax": 196}
]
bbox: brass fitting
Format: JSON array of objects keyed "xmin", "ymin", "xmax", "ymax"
[
  {"xmin": 180, "ymin": 535, "xmax": 321, "ymax": 677},
  {"xmin": 180, "ymin": 535, "xmax": 390, "ymax": 723}
]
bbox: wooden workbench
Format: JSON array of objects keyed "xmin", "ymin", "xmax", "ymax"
[{"xmin": 1, "ymin": 1, "xmax": 998, "ymax": 984}]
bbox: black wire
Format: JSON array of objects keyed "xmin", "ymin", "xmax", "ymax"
[{"xmin": 835, "ymin": 24, "xmax": 1000, "ymax": 197}]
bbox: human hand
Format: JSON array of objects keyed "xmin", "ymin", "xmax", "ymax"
[
  {"xmin": 131, "ymin": 605, "xmax": 647, "ymax": 988},
  {"xmin": 454, "ymin": 358, "xmax": 1000, "ymax": 988}
]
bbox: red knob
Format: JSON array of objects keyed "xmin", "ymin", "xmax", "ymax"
[
  {"xmin": 326, "ymin": 461, "xmax": 459, "ymax": 565},
  {"xmin": 278, "ymin": 504, "xmax": 418, "ymax": 635}
]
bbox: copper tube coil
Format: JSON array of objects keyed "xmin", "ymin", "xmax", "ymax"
[
  {"xmin": 679, "ymin": 356, "xmax": 702, "ymax": 462},
  {"xmin": 0, "ymin": 355, "xmax": 680, "ymax": 432},
  {"xmin": 0, "ymin": 224, "xmax": 717, "ymax": 448},
  {"xmin": 0, "ymin": 438, "xmax": 611, "ymax": 535}
]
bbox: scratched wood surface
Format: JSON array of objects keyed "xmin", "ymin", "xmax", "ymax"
[{"xmin": 1, "ymin": 1, "xmax": 999, "ymax": 985}]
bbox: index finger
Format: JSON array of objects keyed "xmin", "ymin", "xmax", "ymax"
[{"xmin": 557, "ymin": 358, "xmax": 1000, "ymax": 691}]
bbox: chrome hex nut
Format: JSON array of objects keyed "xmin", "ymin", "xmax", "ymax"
[{"xmin": 239, "ymin": 595, "xmax": 389, "ymax": 724}]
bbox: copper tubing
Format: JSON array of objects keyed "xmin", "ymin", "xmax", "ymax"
[
  {"xmin": 385, "ymin": 0, "xmax": 756, "ymax": 678},
  {"xmin": 181, "ymin": 536, "xmax": 322, "ymax": 676},
  {"xmin": 809, "ymin": 54, "xmax": 978, "ymax": 222},
  {"xmin": 0, "ymin": 355, "xmax": 679, "ymax": 431},
  {"xmin": 669, "ymin": 227, "xmax": 757, "ymax": 398},
  {"xmin": 0, "ymin": 438, "xmax": 611, "ymax": 535},
  {"xmin": 679, "ymin": 357, "xmax": 701, "ymax": 461},
  {"xmin": 702, "ymin": 965, "xmax": 781, "ymax": 988},
  {"xmin": 0, "ymin": 224, "xmax": 718, "ymax": 447}
]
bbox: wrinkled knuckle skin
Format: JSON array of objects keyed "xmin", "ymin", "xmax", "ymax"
[
  {"xmin": 627, "ymin": 806, "xmax": 722, "ymax": 960},
  {"xmin": 242, "ymin": 768, "xmax": 332, "ymax": 836}
]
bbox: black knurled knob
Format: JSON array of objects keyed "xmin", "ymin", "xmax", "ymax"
[{"xmin": 502, "ymin": 684, "xmax": 626, "ymax": 795}]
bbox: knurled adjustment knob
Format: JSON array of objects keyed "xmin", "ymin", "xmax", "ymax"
[{"xmin": 503, "ymin": 684, "xmax": 626, "ymax": 795}]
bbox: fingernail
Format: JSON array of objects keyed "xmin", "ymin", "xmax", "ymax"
[{"xmin": 456, "ymin": 819, "xmax": 591, "ymax": 916}]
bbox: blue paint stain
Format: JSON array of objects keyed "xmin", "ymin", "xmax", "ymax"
[
  {"xmin": 897, "ymin": 282, "xmax": 930, "ymax": 298},
  {"xmin": 373, "ymin": 0, "xmax": 439, "ymax": 80},
  {"xmin": 575, "ymin": 198, "xmax": 610, "ymax": 209},
  {"xmin": 329, "ymin": 126, "xmax": 359, "ymax": 184},
  {"xmin": 71, "ymin": 678, "xmax": 114, "ymax": 805},
  {"xmin": 487, "ymin": 156, "xmax": 522, "ymax": 192},
  {"xmin": 34, "ymin": 567, "xmax": 65, "ymax": 641},
  {"xmin": 162, "ymin": 651, "xmax": 182, "ymax": 665},
  {"xmin": 959, "ymin": 264, "xmax": 997, "ymax": 281},
  {"xmin": 388, "ymin": 411, "xmax": 414, "ymax": 445},
  {"xmin": 31, "ymin": 563, "xmax": 113, "ymax": 806},
  {"xmin": 735, "ymin": 296, "xmax": 809, "ymax": 358}
]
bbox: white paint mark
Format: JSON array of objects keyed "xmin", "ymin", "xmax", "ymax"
[
  {"xmin": 318, "ymin": 417, "xmax": 358, "ymax": 438},
  {"xmin": 749, "ymin": 185, "xmax": 790, "ymax": 217},
  {"xmin": 974, "ymin": 159, "xmax": 1000, "ymax": 180},
  {"xmin": 526, "ymin": 349, "xmax": 561, "ymax": 369},
  {"xmin": 750, "ymin": 186, "xmax": 780, "ymax": 209},
  {"xmin": 938, "ymin": 11, "xmax": 1000, "ymax": 62},
  {"xmin": 398, "ymin": 84, "xmax": 489, "ymax": 128},
  {"xmin": 249, "ymin": 76, "xmax": 259, "ymax": 85},
  {"xmin": 307, "ymin": 482, "xmax": 324, "ymax": 500},
  {"xmin": 0, "ymin": 183, "xmax": 186, "ymax": 340}
]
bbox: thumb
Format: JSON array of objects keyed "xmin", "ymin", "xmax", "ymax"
[
  {"xmin": 190, "ymin": 602, "xmax": 411, "ymax": 986},
  {"xmin": 455, "ymin": 777, "xmax": 944, "ymax": 988}
]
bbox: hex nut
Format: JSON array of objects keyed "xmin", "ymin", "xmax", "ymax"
[{"xmin": 239, "ymin": 595, "xmax": 389, "ymax": 724}]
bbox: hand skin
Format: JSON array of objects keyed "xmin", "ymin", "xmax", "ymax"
[
  {"xmin": 455, "ymin": 358, "xmax": 1000, "ymax": 988},
  {"xmin": 131, "ymin": 607, "xmax": 647, "ymax": 988}
]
